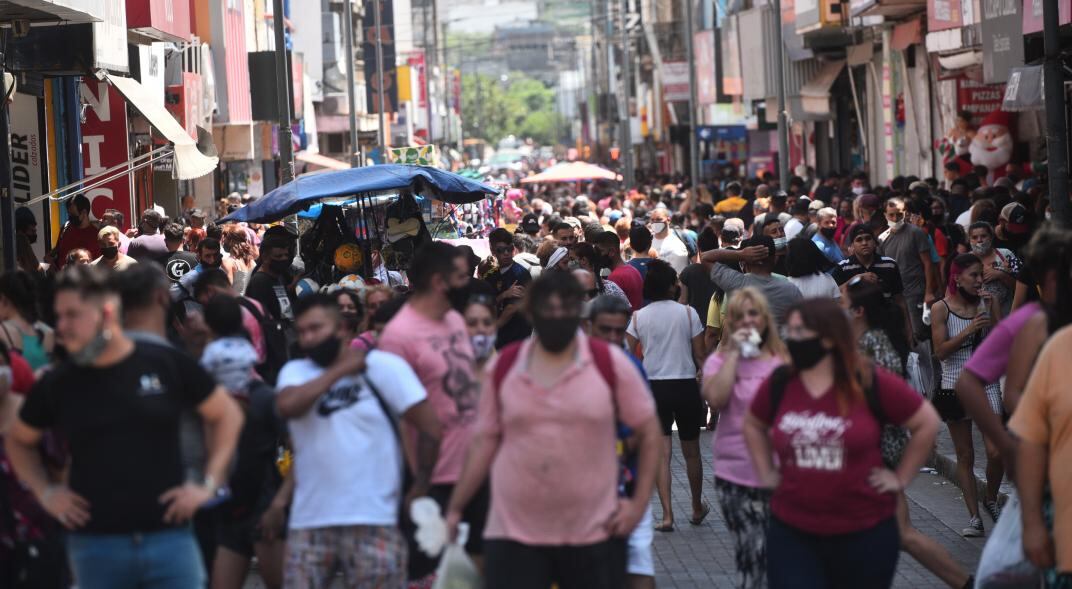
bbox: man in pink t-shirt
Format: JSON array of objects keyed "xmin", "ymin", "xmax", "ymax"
[
  {"xmin": 377, "ymin": 242, "xmax": 485, "ymax": 576},
  {"xmin": 445, "ymin": 272, "xmax": 661, "ymax": 589}
]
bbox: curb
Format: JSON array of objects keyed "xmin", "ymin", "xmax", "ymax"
[{"xmin": 927, "ymin": 446, "xmax": 1011, "ymax": 504}]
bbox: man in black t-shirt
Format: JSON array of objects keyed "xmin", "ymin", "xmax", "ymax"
[
  {"xmin": 486, "ymin": 228, "xmax": 532, "ymax": 349},
  {"xmin": 244, "ymin": 229, "xmax": 297, "ymax": 324},
  {"xmin": 7, "ymin": 265, "xmax": 244, "ymax": 589},
  {"xmin": 163, "ymin": 222, "xmax": 198, "ymax": 284}
]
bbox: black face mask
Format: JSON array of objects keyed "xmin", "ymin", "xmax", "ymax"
[
  {"xmin": 268, "ymin": 259, "xmax": 292, "ymax": 275},
  {"xmin": 819, "ymin": 227, "xmax": 836, "ymax": 239},
  {"xmin": 100, "ymin": 245, "xmax": 119, "ymax": 260},
  {"xmin": 341, "ymin": 312, "xmax": 361, "ymax": 333},
  {"xmin": 26, "ymin": 232, "xmax": 38, "ymax": 244},
  {"xmin": 448, "ymin": 284, "xmax": 470, "ymax": 312},
  {"xmin": 786, "ymin": 336, "xmax": 828, "ymax": 370},
  {"xmin": 304, "ymin": 336, "xmax": 341, "ymax": 367},
  {"xmin": 533, "ymin": 316, "xmax": 580, "ymax": 352}
]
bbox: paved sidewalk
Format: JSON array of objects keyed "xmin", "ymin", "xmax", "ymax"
[{"xmin": 652, "ymin": 431, "xmax": 985, "ymax": 589}]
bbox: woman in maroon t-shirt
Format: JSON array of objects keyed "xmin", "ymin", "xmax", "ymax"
[{"xmin": 743, "ymin": 298, "xmax": 940, "ymax": 589}]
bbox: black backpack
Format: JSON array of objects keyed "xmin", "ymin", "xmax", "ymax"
[
  {"xmin": 766, "ymin": 364, "xmax": 887, "ymax": 424},
  {"xmin": 237, "ymin": 297, "xmax": 289, "ymax": 386},
  {"xmin": 766, "ymin": 364, "xmax": 907, "ymax": 468}
]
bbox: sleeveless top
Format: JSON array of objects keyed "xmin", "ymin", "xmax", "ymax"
[
  {"xmin": 0, "ymin": 322, "xmax": 48, "ymax": 370},
  {"xmin": 232, "ymin": 268, "xmax": 251, "ymax": 296},
  {"xmin": 937, "ymin": 301, "xmax": 999, "ymax": 397}
]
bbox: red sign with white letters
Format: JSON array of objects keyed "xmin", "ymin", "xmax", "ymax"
[
  {"xmin": 127, "ymin": 0, "xmax": 191, "ymax": 42},
  {"xmin": 79, "ymin": 80, "xmax": 132, "ymax": 230}
]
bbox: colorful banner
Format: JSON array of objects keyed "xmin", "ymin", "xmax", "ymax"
[
  {"xmin": 363, "ymin": 0, "xmax": 398, "ymax": 114},
  {"xmin": 79, "ymin": 79, "xmax": 132, "ymax": 229},
  {"xmin": 720, "ymin": 15, "xmax": 742, "ymax": 97},
  {"xmin": 695, "ymin": 30, "xmax": 716, "ymax": 105}
]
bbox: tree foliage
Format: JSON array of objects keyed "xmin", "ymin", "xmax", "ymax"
[{"xmin": 461, "ymin": 71, "xmax": 565, "ymax": 145}]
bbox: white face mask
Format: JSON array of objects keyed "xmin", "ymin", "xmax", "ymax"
[
  {"xmin": 773, "ymin": 237, "xmax": 787, "ymax": 251},
  {"xmin": 888, "ymin": 219, "xmax": 904, "ymax": 232},
  {"xmin": 852, "ymin": 186, "xmax": 866, "ymax": 195},
  {"xmin": 650, "ymin": 222, "xmax": 667, "ymax": 235},
  {"xmin": 471, "ymin": 334, "xmax": 496, "ymax": 361}
]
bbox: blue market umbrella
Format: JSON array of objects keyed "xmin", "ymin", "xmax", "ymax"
[{"xmin": 220, "ymin": 164, "xmax": 498, "ymax": 224}]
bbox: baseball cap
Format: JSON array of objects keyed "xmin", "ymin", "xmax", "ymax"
[
  {"xmin": 1000, "ymin": 202, "xmax": 1029, "ymax": 234},
  {"xmin": 771, "ymin": 191, "xmax": 789, "ymax": 202},
  {"xmin": 520, "ymin": 213, "xmax": 540, "ymax": 235},
  {"xmin": 722, "ymin": 217, "xmax": 746, "ymax": 236},
  {"xmin": 808, "ymin": 199, "xmax": 825, "ymax": 211},
  {"xmin": 741, "ymin": 235, "xmax": 775, "ymax": 259},
  {"xmin": 791, "ymin": 198, "xmax": 811, "ymax": 215}
]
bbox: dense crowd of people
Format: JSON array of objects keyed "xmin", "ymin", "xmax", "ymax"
[{"xmin": 0, "ymin": 166, "xmax": 1069, "ymax": 589}]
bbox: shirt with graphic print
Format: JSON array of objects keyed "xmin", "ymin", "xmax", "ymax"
[
  {"xmin": 276, "ymin": 350, "xmax": 426, "ymax": 529},
  {"xmin": 379, "ymin": 303, "xmax": 481, "ymax": 484},
  {"xmin": 749, "ymin": 366, "xmax": 922, "ymax": 534},
  {"xmin": 19, "ymin": 341, "xmax": 215, "ymax": 534}
]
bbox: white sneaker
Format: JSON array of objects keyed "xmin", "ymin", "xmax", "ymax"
[{"xmin": 962, "ymin": 516, "xmax": 984, "ymax": 537}]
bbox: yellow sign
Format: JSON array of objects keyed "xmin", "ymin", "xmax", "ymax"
[{"xmin": 397, "ymin": 65, "xmax": 412, "ymax": 103}]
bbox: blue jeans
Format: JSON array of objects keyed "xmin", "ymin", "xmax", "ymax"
[
  {"xmin": 67, "ymin": 527, "xmax": 206, "ymax": 589},
  {"xmin": 767, "ymin": 516, "xmax": 900, "ymax": 589}
]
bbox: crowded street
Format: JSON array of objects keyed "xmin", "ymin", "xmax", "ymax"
[{"xmin": 3, "ymin": 0, "xmax": 1072, "ymax": 588}]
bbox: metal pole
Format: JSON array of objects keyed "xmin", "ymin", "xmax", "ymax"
[
  {"xmin": 443, "ymin": 21, "xmax": 452, "ymax": 149},
  {"xmin": 374, "ymin": 0, "xmax": 387, "ymax": 149},
  {"xmin": 619, "ymin": 0, "xmax": 634, "ymax": 187},
  {"xmin": 0, "ymin": 43, "xmax": 16, "ymax": 271},
  {"xmin": 772, "ymin": 0, "xmax": 789, "ymax": 188},
  {"xmin": 343, "ymin": 0, "xmax": 360, "ymax": 167},
  {"xmin": 683, "ymin": 0, "xmax": 700, "ymax": 186},
  {"xmin": 431, "ymin": 0, "xmax": 440, "ymax": 144},
  {"xmin": 273, "ymin": 0, "xmax": 294, "ymax": 183},
  {"xmin": 1042, "ymin": 0, "xmax": 1069, "ymax": 227},
  {"xmin": 423, "ymin": 0, "xmax": 433, "ymax": 142}
]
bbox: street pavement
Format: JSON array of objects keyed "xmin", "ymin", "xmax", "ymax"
[
  {"xmin": 653, "ymin": 431, "xmax": 986, "ymax": 589},
  {"xmin": 244, "ymin": 430, "xmax": 988, "ymax": 588}
]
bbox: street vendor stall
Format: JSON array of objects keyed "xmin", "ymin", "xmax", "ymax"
[{"xmin": 219, "ymin": 164, "xmax": 498, "ymax": 290}]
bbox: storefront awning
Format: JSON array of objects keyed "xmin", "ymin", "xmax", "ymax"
[
  {"xmin": 296, "ymin": 151, "xmax": 350, "ymax": 171},
  {"xmin": 1002, "ymin": 65, "xmax": 1045, "ymax": 112},
  {"xmin": 800, "ymin": 60, "xmax": 844, "ymax": 116},
  {"xmin": 100, "ymin": 71, "xmax": 218, "ymax": 180}
]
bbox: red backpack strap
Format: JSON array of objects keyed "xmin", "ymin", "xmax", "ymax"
[
  {"xmin": 587, "ymin": 337, "xmax": 617, "ymax": 392},
  {"xmin": 492, "ymin": 341, "xmax": 525, "ymax": 394}
]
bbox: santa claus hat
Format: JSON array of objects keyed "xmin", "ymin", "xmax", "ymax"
[{"xmin": 979, "ymin": 109, "xmax": 1012, "ymax": 130}]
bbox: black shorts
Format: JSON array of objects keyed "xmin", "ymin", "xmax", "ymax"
[
  {"xmin": 932, "ymin": 388, "xmax": 968, "ymax": 422},
  {"xmin": 649, "ymin": 378, "xmax": 704, "ymax": 442},
  {"xmin": 406, "ymin": 482, "xmax": 490, "ymax": 580},
  {"xmin": 484, "ymin": 538, "xmax": 627, "ymax": 589}
]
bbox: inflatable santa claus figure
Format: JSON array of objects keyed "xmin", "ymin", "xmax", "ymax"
[{"xmin": 969, "ymin": 109, "xmax": 1014, "ymax": 185}]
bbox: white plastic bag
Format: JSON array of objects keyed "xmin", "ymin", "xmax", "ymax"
[
  {"xmin": 432, "ymin": 523, "xmax": 483, "ymax": 589},
  {"xmin": 906, "ymin": 352, "xmax": 926, "ymax": 395},
  {"xmin": 975, "ymin": 493, "xmax": 1042, "ymax": 589}
]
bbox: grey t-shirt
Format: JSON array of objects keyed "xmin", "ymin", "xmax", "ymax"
[
  {"xmin": 877, "ymin": 225, "xmax": 931, "ymax": 300},
  {"xmin": 709, "ymin": 264, "xmax": 803, "ymax": 325}
]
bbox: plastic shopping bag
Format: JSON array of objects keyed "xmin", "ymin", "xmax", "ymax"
[
  {"xmin": 906, "ymin": 352, "xmax": 926, "ymax": 395},
  {"xmin": 432, "ymin": 523, "xmax": 483, "ymax": 589},
  {"xmin": 975, "ymin": 493, "xmax": 1042, "ymax": 589}
]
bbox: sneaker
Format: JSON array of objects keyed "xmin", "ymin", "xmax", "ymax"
[
  {"xmin": 984, "ymin": 500, "xmax": 1002, "ymax": 523},
  {"xmin": 962, "ymin": 516, "xmax": 984, "ymax": 537}
]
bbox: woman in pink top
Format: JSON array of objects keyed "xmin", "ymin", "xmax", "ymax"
[{"xmin": 701, "ymin": 287, "xmax": 786, "ymax": 589}]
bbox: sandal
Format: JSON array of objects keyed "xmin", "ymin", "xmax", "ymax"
[
  {"xmin": 689, "ymin": 503, "xmax": 711, "ymax": 526},
  {"xmin": 653, "ymin": 522, "xmax": 675, "ymax": 532}
]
